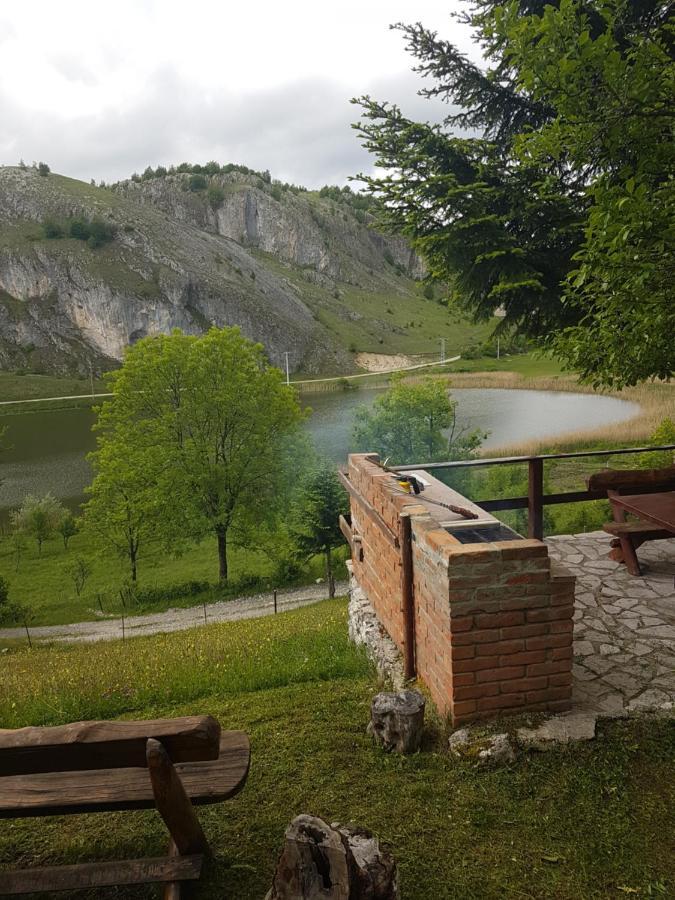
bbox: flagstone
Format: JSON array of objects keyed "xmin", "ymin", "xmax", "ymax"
[{"xmin": 545, "ymin": 533, "xmax": 674, "ymax": 717}]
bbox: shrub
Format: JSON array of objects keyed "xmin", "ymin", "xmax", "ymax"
[
  {"xmin": 207, "ymin": 185, "xmax": 225, "ymax": 208},
  {"xmin": 270, "ymin": 184, "xmax": 282, "ymax": 202},
  {"xmin": 69, "ymin": 217, "xmax": 90, "ymax": 241},
  {"xmin": 42, "ymin": 218, "xmax": 63, "ymax": 239},
  {"xmin": 68, "ymin": 216, "xmax": 115, "ymax": 247},
  {"xmin": 86, "ymin": 217, "xmax": 116, "ymax": 248},
  {"xmin": 0, "ymin": 577, "xmax": 23, "ymax": 626},
  {"xmin": 37, "ymin": 162, "xmax": 50, "ymax": 177},
  {"xmin": 188, "ymin": 174, "xmax": 207, "ymax": 191}
]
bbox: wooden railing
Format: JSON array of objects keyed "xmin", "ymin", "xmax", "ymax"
[{"xmin": 393, "ymin": 445, "xmax": 675, "ymax": 540}]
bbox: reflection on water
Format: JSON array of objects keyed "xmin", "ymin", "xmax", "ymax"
[
  {"xmin": 305, "ymin": 388, "xmax": 639, "ymax": 460},
  {"xmin": 0, "ymin": 388, "xmax": 639, "ymax": 519}
]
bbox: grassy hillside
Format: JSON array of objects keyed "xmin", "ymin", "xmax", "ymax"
[
  {"xmin": 1, "ymin": 599, "xmax": 673, "ymax": 899},
  {"xmin": 0, "ymin": 525, "xmax": 349, "ymax": 626}
]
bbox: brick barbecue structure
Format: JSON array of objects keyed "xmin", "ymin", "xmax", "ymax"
[{"xmin": 343, "ymin": 454, "xmax": 576, "ymax": 725}]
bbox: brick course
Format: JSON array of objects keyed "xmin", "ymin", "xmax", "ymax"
[{"xmin": 347, "ymin": 454, "xmax": 575, "ymax": 724}]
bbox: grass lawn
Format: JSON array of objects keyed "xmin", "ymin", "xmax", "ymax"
[
  {"xmin": 450, "ymin": 353, "xmax": 567, "ymax": 377},
  {"xmin": 0, "ymin": 599, "xmax": 673, "ymax": 899},
  {"xmin": 0, "ymin": 530, "xmax": 348, "ymax": 626},
  {"xmin": 0, "ymin": 371, "xmax": 106, "ymax": 404}
]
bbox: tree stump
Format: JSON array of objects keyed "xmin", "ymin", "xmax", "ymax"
[
  {"xmin": 265, "ymin": 815, "xmax": 398, "ymax": 900},
  {"xmin": 368, "ymin": 690, "xmax": 425, "ymax": 754}
]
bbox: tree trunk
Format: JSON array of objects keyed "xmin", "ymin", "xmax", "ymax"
[
  {"xmin": 325, "ymin": 548, "xmax": 335, "ymax": 598},
  {"xmin": 129, "ymin": 545, "xmax": 138, "ymax": 583},
  {"xmin": 216, "ymin": 527, "xmax": 228, "ymax": 582}
]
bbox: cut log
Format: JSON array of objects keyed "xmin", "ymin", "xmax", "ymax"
[
  {"xmin": 337, "ymin": 823, "xmax": 399, "ymax": 900},
  {"xmin": 265, "ymin": 815, "xmax": 350, "ymax": 900},
  {"xmin": 368, "ymin": 691, "xmax": 425, "ymax": 754},
  {"xmin": 265, "ymin": 815, "xmax": 398, "ymax": 900}
]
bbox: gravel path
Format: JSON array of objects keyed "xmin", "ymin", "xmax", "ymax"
[{"xmin": 0, "ymin": 581, "xmax": 349, "ymax": 645}]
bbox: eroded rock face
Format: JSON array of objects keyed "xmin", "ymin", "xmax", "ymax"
[
  {"xmin": 0, "ymin": 167, "xmax": 356, "ymax": 375},
  {"xmin": 114, "ymin": 173, "xmax": 425, "ymax": 283}
]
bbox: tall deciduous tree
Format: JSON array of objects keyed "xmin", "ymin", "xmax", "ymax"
[
  {"xmin": 84, "ymin": 439, "xmax": 161, "ymax": 581},
  {"xmin": 353, "ymin": 375, "xmax": 484, "ymax": 465},
  {"xmin": 353, "ymin": 0, "xmax": 674, "ymax": 387},
  {"xmin": 85, "ymin": 327, "xmax": 304, "ymax": 582}
]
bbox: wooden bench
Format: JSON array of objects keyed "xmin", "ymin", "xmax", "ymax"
[
  {"xmin": 586, "ymin": 465, "xmax": 675, "ymax": 575},
  {"xmin": 0, "ymin": 716, "xmax": 250, "ymax": 897}
]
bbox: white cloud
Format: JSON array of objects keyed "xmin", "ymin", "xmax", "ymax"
[{"xmin": 0, "ymin": 1, "xmax": 478, "ymax": 185}]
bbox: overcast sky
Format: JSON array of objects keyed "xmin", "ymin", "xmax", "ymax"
[{"xmin": 0, "ymin": 1, "xmax": 479, "ymax": 187}]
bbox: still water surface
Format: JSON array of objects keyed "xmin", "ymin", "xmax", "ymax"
[{"xmin": 0, "ymin": 388, "xmax": 639, "ymax": 517}]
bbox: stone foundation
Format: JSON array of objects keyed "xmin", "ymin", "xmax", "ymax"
[{"xmin": 347, "ymin": 562, "xmax": 404, "ymax": 689}]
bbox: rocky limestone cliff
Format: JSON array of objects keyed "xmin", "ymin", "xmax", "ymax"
[
  {"xmin": 0, "ymin": 166, "xmax": 426, "ymax": 377},
  {"xmin": 0, "ymin": 168, "xmax": 418, "ymax": 373},
  {"xmin": 113, "ymin": 172, "xmax": 425, "ymax": 285}
]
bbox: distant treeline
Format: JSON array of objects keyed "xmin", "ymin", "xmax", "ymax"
[{"xmin": 118, "ymin": 162, "xmax": 379, "ymax": 218}]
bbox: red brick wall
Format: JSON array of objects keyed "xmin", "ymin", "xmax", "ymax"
[{"xmin": 348, "ymin": 454, "xmax": 575, "ymax": 725}]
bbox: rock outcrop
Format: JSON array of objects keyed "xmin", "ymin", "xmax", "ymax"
[{"xmin": 0, "ymin": 166, "xmax": 424, "ymax": 376}]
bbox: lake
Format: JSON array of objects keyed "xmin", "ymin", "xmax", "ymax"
[{"xmin": 0, "ymin": 388, "xmax": 639, "ymax": 519}]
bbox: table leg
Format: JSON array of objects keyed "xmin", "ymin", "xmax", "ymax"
[{"xmin": 608, "ymin": 492, "xmax": 642, "ymax": 576}]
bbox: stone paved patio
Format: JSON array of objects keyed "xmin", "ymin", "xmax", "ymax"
[{"xmin": 547, "ymin": 531, "xmax": 675, "ymax": 717}]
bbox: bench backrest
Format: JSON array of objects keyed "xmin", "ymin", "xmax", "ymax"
[
  {"xmin": 586, "ymin": 465, "xmax": 675, "ymax": 495},
  {"xmin": 0, "ymin": 715, "xmax": 221, "ymax": 777}
]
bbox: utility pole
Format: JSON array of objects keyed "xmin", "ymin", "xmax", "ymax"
[
  {"xmin": 284, "ymin": 352, "xmax": 290, "ymax": 385},
  {"xmin": 439, "ymin": 338, "xmax": 446, "ymax": 364}
]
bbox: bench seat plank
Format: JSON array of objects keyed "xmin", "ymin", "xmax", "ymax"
[
  {"xmin": 603, "ymin": 521, "xmax": 671, "ymax": 536},
  {"xmin": 0, "ymin": 716, "xmax": 221, "ymax": 776},
  {"xmin": 0, "ymin": 732, "xmax": 249, "ymax": 819},
  {"xmin": 0, "ymin": 854, "xmax": 202, "ymax": 895}
]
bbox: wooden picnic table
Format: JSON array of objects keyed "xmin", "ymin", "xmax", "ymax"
[
  {"xmin": 609, "ymin": 491, "xmax": 675, "ymax": 532},
  {"xmin": 606, "ymin": 490, "xmax": 675, "ymax": 575}
]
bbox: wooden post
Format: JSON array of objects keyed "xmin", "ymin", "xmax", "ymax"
[
  {"xmin": 146, "ymin": 739, "xmax": 210, "ymax": 857},
  {"xmin": 528, "ymin": 458, "xmax": 544, "ymax": 540},
  {"xmin": 399, "ymin": 514, "xmax": 416, "ymax": 681},
  {"xmin": 273, "ymin": 589, "xmax": 278, "ymax": 614}
]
